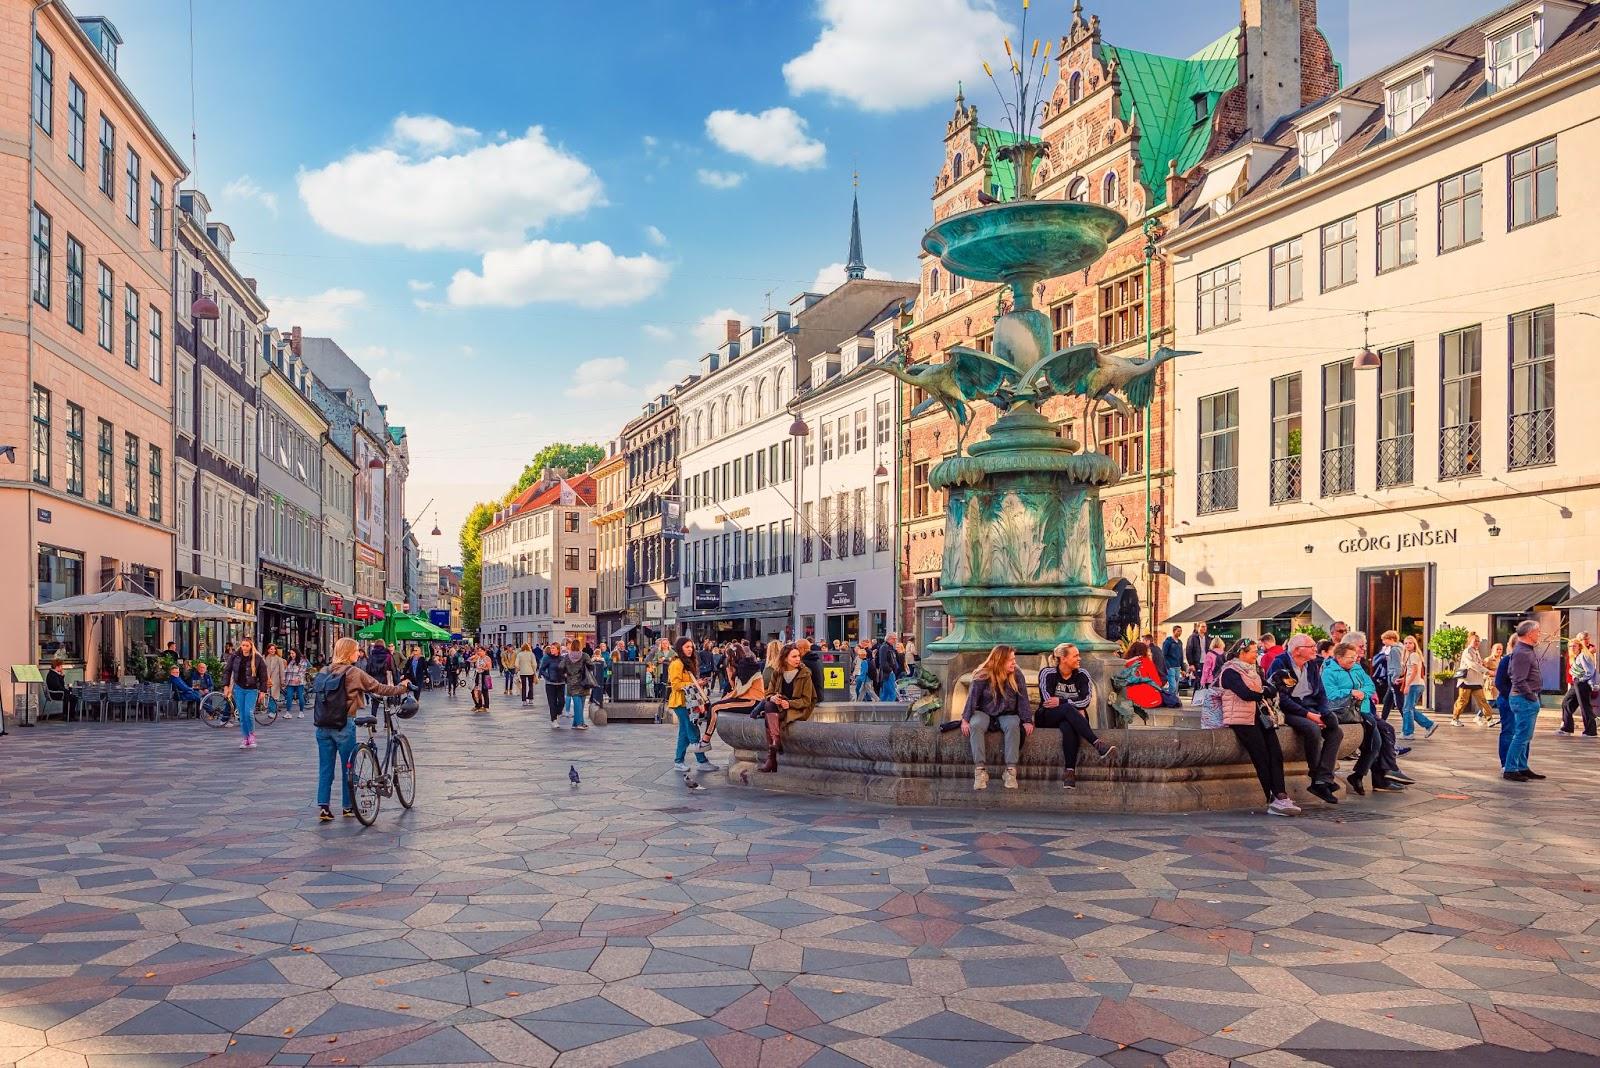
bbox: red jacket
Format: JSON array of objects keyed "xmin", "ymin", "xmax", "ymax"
[{"xmin": 1125, "ymin": 655, "xmax": 1165, "ymax": 709}]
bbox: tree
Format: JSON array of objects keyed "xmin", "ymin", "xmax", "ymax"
[
  {"xmin": 458, "ymin": 500, "xmax": 497, "ymax": 634},
  {"xmin": 506, "ymin": 442, "xmax": 604, "ymax": 503}
]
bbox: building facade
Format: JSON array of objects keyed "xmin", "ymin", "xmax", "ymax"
[
  {"xmin": 256, "ymin": 326, "xmax": 327, "ymax": 657},
  {"xmin": 899, "ymin": 0, "xmax": 1337, "ymax": 649},
  {"xmin": 319, "ymin": 428, "xmax": 356, "ymax": 645},
  {"xmin": 1167, "ymin": 0, "xmax": 1597, "ymax": 692},
  {"xmin": 622, "ymin": 396, "xmax": 682, "ymax": 643},
  {"xmin": 384, "ymin": 424, "xmax": 408, "ymax": 604},
  {"xmin": 478, "ymin": 472, "xmax": 598, "ymax": 647},
  {"xmin": 591, "ymin": 443, "xmax": 628, "ymax": 645},
  {"xmin": 9, "ymin": 7, "xmax": 186, "ymax": 678}
]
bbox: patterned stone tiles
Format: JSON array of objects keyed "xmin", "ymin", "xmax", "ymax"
[{"xmin": 0, "ymin": 695, "xmax": 1597, "ymax": 1065}]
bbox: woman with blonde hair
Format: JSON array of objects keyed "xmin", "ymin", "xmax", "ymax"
[
  {"xmin": 960, "ymin": 644, "xmax": 1034, "ymax": 790},
  {"xmin": 312, "ymin": 637, "xmax": 412, "ymax": 822},
  {"xmin": 763, "ymin": 639, "xmax": 784, "ymax": 691}
]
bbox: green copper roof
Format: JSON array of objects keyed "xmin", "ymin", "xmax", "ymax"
[
  {"xmin": 974, "ymin": 125, "xmax": 1039, "ymax": 202},
  {"xmin": 1100, "ymin": 27, "xmax": 1239, "ymax": 207},
  {"xmin": 387, "ymin": 426, "xmax": 405, "ymax": 444}
]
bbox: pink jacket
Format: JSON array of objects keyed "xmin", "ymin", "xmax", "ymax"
[{"xmin": 1218, "ymin": 659, "xmax": 1265, "ymax": 726}]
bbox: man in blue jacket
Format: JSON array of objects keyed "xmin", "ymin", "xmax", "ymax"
[
  {"xmin": 1161, "ymin": 627, "xmax": 1185, "ymax": 696},
  {"xmin": 1268, "ymin": 633, "xmax": 1342, "ymax": 804}
]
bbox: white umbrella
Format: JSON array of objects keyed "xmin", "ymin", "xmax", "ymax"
[
  {"xmin": 165, "ymin": 597, "xmax": 256, "ymax": 624},
  {"xmin": 34, "ymin": 591, "xmax": 189, "ymax": 618}
]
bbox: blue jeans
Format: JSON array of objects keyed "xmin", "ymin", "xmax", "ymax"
[
  {"xmin": 878, "ymin": 675, "xmax": 898, "ymax": 701},
  {"xmin": 316, "ymin": 721, "xmax": 357, "ymax": 808},
  {"xmin": 566, "ymin": 693, "xmax": 587, "ymax": 726},
  {"xmin": 672, "ymin": 705, "xmax": 710, "ymax": 765},
  {"xmin": 1400, "ymin": 683, "xmax": 1435, "ymax": 736},
  {"xmin": 285, "ymin": 684, "xmax": 305, "ymax": 711},
  {"xmin": 233, "ymin": 688, "xmax": 259, "ymax": 737},
  {"xmin": 1164, "ymin": 667, "xmax": 1181, "ymax": 697},
  {"xmin": 1505, "ymin": 694, "xmax": 1540, "ymax": 772}
]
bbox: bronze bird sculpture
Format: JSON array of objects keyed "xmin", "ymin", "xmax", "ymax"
[
  {"xmin": 878, "ymin": 347, "xmax": 1022, "ymax": 450},
  {"xmin": 1030, "ymin": 344, "xmax": 1198, "ymax": 419}
]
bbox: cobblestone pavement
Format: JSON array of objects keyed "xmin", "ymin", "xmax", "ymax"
[{"xmin": 0, "ymin": 688, "xmax": 1597, "ymax": 1068}]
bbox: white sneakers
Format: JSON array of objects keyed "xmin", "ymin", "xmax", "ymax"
[
  {"xmin": 973, "ymin": 768, "xmax": 989, "ymax": 791},
  {"xmin": 1267, "ymin": 796, "xmax": 1302, "ymax": 816},
  {"xmin": 1002, "ymin": 769, "xmax": 1019, "ymax": 790},
  {"xmin": 672, "ymin": 761, "xmax": 689, "ymax": 772}
]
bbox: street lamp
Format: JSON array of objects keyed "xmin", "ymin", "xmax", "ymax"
[
  {"xmin": 788, "ymin": 415, "xmax": 810, "ymax": 437},
  {"xmin": 1353, "ymin": 311, "xmax": 1381, "ymax": 370}
]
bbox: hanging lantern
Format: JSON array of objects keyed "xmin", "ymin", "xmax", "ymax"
[{"xmin": 191, "ymin": 293, "xmax": 220, "ymax": 320}]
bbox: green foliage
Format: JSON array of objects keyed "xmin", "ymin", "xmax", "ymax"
[
  {"xmin": 458, "ymin": 500, "xmax": 496, "ymax": 635},
  {"xmin": 1428, "ymin": 623, "xmax": 1470, "ymax": 668},
  {"xmin": 1292, "ymin": 623, "xmax": 1329, "ymax": 642},
  {"xmin": 506, "ymin": 443, "xmax": 604, "ymax": 503}
]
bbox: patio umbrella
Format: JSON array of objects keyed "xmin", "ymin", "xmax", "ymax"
[
  {"xmin": 33, "ymin": 591, "xmax": 188, "ymax": 618},
  {"xmin": 165, "ymin": 598, "xmax": 258, "ymax": 624},
  {"xmin": 355, "ymin": 603, "xmax": 451, "ymax": 644}
]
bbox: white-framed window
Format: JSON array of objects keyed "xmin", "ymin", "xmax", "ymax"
[
  {"xmin": 1102, "ymin": 171, "xmax": 1119, "ymax": 203},
  {"xmin": 1439, "ymin": 168, "xmax": 1483, "ymax": 252},
  {"xmin": 1196, "ymin": 261, "xmax": 1241, "ymax": 331},
  {"xmin": 1067, "ymin": 177, "xmax": 1088, "ymax": 202},
  {"xmin": 1320, "ymin": 215, "xmax": 1358, "ymax": 291},
  {"xmin": 1376, "ymin": 193, "xmax": 1417, "ymax": 273},
  {"xmin": 1300, "ymin": 117, "xmax": 1338, "ymax": 175},
  {"xmin": 1387, "ymin": 74, "xmax": 1428, "ymax": 135},
  {"xmin": 1489, "ymin": 20, "xmax": 1539, "ymax": 91},
  {"xmin": 1269, "ymin": 238, "xmax": 1302, "ymax": 308}
]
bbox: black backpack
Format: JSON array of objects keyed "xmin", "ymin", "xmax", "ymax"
[{"xmin": 312, "ymin": 667, "xmax": 351, "ymax": 730}]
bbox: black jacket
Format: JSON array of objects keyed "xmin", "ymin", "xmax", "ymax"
[
  {"xmin": 873, "ymin": 641, "xmax": 900, "ymax": 680},
  {"xmin": 1267, "ymin": 652, "xmax": 1326, "ymax": 717},
  {"xmin": 1149, "ymin": 641, "xmax": 1169, "ymax": 676},
  {"xmin": 1185, "ymin": 632, "xmax": 1206, "ymax": 674},
  {"xmin": 802, "ymin": 650, "xmax": 823, "ymax": 695}
]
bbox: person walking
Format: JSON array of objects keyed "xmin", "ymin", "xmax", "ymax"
[
  {"xmin": 222, "ymin": 638, "xmax": 269, "ymax": 749},
  {"xmin": 500, "ymin": 644, "xmax": 517, "ymax": 695},
  {"xmin": 561, "ymin": 638, "xmax": 594, "ymax": 730},
  {"xmin": 666, "ymin": 638, "xmax": 718, "ymax": 775},
  {"xmin": 1558, "ymin": 634, "xmax": 1597, "ymax": 736},
  {"xmin": 445, "ymin": 647, "xmax": 462, "ymax": 697},
  {"xmin": 875, "ymin": 635, "xmax": 902, "ymax": 702},
  {"xmin": 263, "ymin": 643, "xmax": 286, "ymax": 721},
  {"xmin": 1452, "ymin": 632, "xmax": 1490, "ymax": 723},
  {"xmin": 470, "ymin": 645, "xmax": 492, "ymax": 711},
  {"xmin": 515, "ymin": 643, "xmax": 537, "ymax": 705},
  {"xmin": 1161, "ymin": 627, "xmax": 1185, "ymax": 696},
  {"xmin": 758, "ymin": 644, "xmax": 816, "ymax": 773},
  {"xmin": 1199, "ymin": 636, "xmax": 1227, "ymax": 689},
  {"xmin": 1037, "ymin": 643, "xmax": 1115, "ymax": 790},
  {"xmin": 1267, "ymin": 634, "xmax": 1341, "ymax": 804},
  {"xmin": 852, "ymin": 643, "xmax": 877, "ymax": 701},
  {"xmin": 1483, "ymin": 642, "xmax": 1504, "ymax": 723},
  {"xmin": 961, "ymin": 644, "xmax": 1033, "ymax": 790},
  {"xmin": 1397, "ymin": 635, "xmax": 1437, "ymax": 738},
  {"xmin": 403, "ymin": 648, "xmax": 428, "ymax": 690},
  {"xmin": 311, "ymin": 636, "xmax": 412, "ymax": 822},
  {"xmin": 1503, "ymin": 619, "xmax": 1546, "ymax": 780},
  {"xmin": 365, "ymin": 639, "xmax": 395, "ymax": 685},
  {"xmin": 283, "ymin": 650, "xmax": 307, "ymax": 718},
  {"xmin": 540, "ymin": 642, "xmax": 565, "ymax": 725},
  {"xmin": 1217, "ymin": 639, "xmax": 1300, "ymax": 816},
  {"xmin": 1373, "ymin": 631, "xmax": 1404, "ymax": 722},
  {"xmin": 1184, "ymin": 621, "xmax": 1209, "ymax": 680}
]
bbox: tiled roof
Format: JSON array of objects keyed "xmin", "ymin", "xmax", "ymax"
[{"xmin": 483, "ymin": 474, "xmax": 598, "ymax": 534}]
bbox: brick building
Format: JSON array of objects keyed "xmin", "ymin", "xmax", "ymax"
[{"xmin": 900, "ymin": 0, "xmax": 1337, "ymax": 648}]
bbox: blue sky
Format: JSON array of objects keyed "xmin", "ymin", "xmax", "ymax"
[{"xmin": 87, "ymin": 0, "xmax": 1498, "ymax": 562}]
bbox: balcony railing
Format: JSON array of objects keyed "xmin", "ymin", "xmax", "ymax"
[
  {"xmin": 1508, "ymin": 408, "xmax": 1555, "ymax": 469},
  {"xmin": 1197, "ymin": 467, "xmax": 1238, "ymax": 515},
  {"xmin": 1269, "ymin": 455, "xmax": 1301, "ymax": 504},
  {"xmin": 1376, "ymin": 435, "xmax": 1414, "ymax": 489},
  {"xmin": 1439, "ymin": 422, "xmax": 1481, "ymax": 480},
  {"xmin": 1321, "ymin": 444, "xmax": 1355, "ymax": 497}
]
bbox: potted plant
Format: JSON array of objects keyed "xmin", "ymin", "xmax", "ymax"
[
  {"xmin": 1292, "ymin": 623, "xmax": 1329, "ymax": 643},
  {"xmin": 1428, "ymin": 624, "xmax": 1470, "ymax": 713}
]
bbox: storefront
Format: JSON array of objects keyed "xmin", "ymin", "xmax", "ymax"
[
  {"xmin": 678, "ymin": 593, "xmax": 792, "ymax": 645},
  {"xmin": 259, "ymin": 568, "xmax": 324, "ymax": 659},
  {"xmin": 795, "ymin": 576, "xmax": 892, "ymax": 647},
  {"xmin": 176, "ymin": 571, "xmax": 260, "ymax": 661}
]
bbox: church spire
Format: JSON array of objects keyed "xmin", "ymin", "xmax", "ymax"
[{"xmin": 845, "ymin": 172, "xmax": 865, "ymax": 281}]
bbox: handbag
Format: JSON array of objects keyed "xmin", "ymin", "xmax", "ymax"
[
  {"xmin": 1197, "ymin": 686, "xmax": 1224, "ymax": 729},
  {"xmin": 681, "ymin": 682, "xmax": 706, "ymax": 709},
  {"xmin": 1325, "ymin": 694, "xmax": 1362, "ymax": 725}
]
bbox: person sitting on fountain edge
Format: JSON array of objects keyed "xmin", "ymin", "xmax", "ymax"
[
  {"xmin": 1267, "ymin": 634, "xmax": 1342, "ymax": 805},
  {"xmin": 962, "ymin": 644, "xmax": 1034, "ymax": 791},
  {"xmin": 1037, "ymin": 643, "xmax": 1116, "ymax": 791}
]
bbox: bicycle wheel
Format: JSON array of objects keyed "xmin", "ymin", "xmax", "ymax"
[
  {"xmin": 255, "ymin": 697, "xmax": 279, "ymax": 727},
  {"xmin": 199, "ymin": 693, "xmax": 230, "ymax": 729},
  {"xmin": 348, "ymin": 745, "xmax": 383, "ymax": 826},
  {"xmin": 392, "ymin": 734, "xmax": 416, "ymax": 809}
]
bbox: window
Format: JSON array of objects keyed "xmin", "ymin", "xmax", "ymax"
[
  {"xmin": 874, "ymin": 482, "xmax": 891, "ymax": 551},
  {"xmin": 37, "ymin": 546, "xmax": 85, "ymax": 663},
  {"xmin": 1387, "ymin": 74, "xmax": 1427, "ymax": 135},
  {"xmin": 67, "ymin": 79, "xmax": 85, "ymax": 167},
  {"xmin": 911, "ymin": 460, "xmax": 931, "ymax": 518},
  {"xmin": 853, "ymin": 487, "xmax": 867, "ymax": 555},
  {"xmin": 1197, "ymin": 390, "xmax": 1238, "ymax": 514},
  {"xmin": 1377, "ymin": 344, "xmax": 1414, "ymax": 488},
  {"xmin": 875, "ymin": 398, "xmax": 891, "ymax": 445},
  {"xmin": 1098, "ymin": 272, "xmax": 1144, "ymax": 347},
  {"xmin": 588, "ymin": 547, "xmax": 597, "ymax": 570},
  {"xmin": 31, "ymin": 386, "xmax": 50, "ymax": 486},
  {"xmin": 1067, "ymin": 177, "xmax": 1088, "ymax": 202},
  {"xmin": 1102, "ymin": 171, "xmax": 1119, "ymax": 203},
  {"xmin": 149, "ymin": 177, "xmax": 164, "ymax": 248},
  {"xmin": 1196, "ymin": 261, "xmax": 1241, "ymax": 330},
  {"xmin": 97, "ymin": 263, "xmax": 114, "ymax": 350},
  {"xmin": 1320, "ymin": 215, "xmax": 1357, "ymax": 291},
  {"xmin": 124, "ymin": 433, "xmax": 140, "ymax": 516},
  {"xmin": 834, "ymin": 416, "xmax": 851, "ymax": 457},
  {"xmin": 148, "ymin": 308, "xmax": 162, "ymax": 384},
  {"xmin": 1508, "ymin": 306, "xmax": 1555, "ymax": 468},
  {"xmin": 1050, "ymin": 297, "xmax": 1075, "ymax": 348},
  {"xmin": 564, "ymin": 547, "xmax": 579, "ymax": 571},
  {"xmin": 65, "ymin": 402, "xmax": 83, "ymax": 496},
  {"xmin": 1269, "ymin": 238, "xmax": 1302, "ymax": 308},
  {"xmin": 929, "ymin": 267, "xmax": 940, "ymax": 295},
  {"xmin": 565, "ymin": 587, "xmax": 579, "ymax": 613},
  {"xmin": 1439, "ymin": 168, "xmax": 1482, "ymax": 252},
  {"xmin": 1490, "ymin": 20, "xmax": 1538, "ymax": 91},
  {"xmin": 1099, "ymin": 410, "xmax": 1143, "ymax": 475},
  {"xmin": 1321, "ymin": 359, "xmax": 1356, "ymax": 496},
  {"xmin": 30, "ymin": 207, "xmax": 50, "ymax": 309},
  {"xmin": 801, "ymin": 502, "xmax": 814, "ymax": 563},
  {"xmin": 1509, "ymin": 139, "xmax": 1557, "ymax": 228},
  {"xmin": 1068, "ymin": 71, "xmax": 1083, "ymax": 104},
  {"xmin": 32, "ymin": 35, "xmax": 52, "ymax": 134},
  {"xmin": 64, "ymin": 236, "xmax": 84, "ymax": 330},
  {"xmin": 1269, "ymin": 373, "xmax": 1302, "ymax": 504},
  {"xmin": 96, "ymin": 419, "xmax": 113, "ymax": 506},
  {"xmin": 148, "ymin": 445, "xmax": 162, "ymax": 522},
  {"xmin": 1440, "ymin": 326, "xmax": 1482, "ymax": 479},
  {"xmin": 854, "ymin": 409, "xmax": 868, "ymax": 452},
  {"xmin": 834, "ymin": 492, "xmax": 849, "ymax": 559},
  {"xmin": 125, "ymin": 148, "xmax": 141, "ymax": 223},
  {"xmin": 564, "ymin": 511, "xmax": 579, "ymax": 532},
  {"xmin": 124, "ymin": 286, "xmax": 140, "ymax": 369},
  {"xmin": 1377, "ymin": 193, "xmax": 1417, "ymax": 272},
  {"xmin": 98, "ymin": 115, "xmax": 115, "ymax": 198},
  {"xmin": 1300, "ymin": 117, "xmax": 1338, "ymax": 175},
  {"xmin": 820, "ymin": 419, "xmax": 834, "ymax": 463}
]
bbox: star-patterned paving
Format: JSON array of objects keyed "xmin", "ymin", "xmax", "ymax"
[{"xmin": 0, "ymin": 687, "xmax": 1597, "ymax": 1067}]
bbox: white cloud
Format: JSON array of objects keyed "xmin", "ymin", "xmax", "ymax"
[
  {"xmin": 390, "ymin": 113, "xmax": 480, "ymax": 153},
  {"xmin": 641, "ymin": 134, "xmax": 659, "ymax": 149},
  {"xmin": 265, "ymin": 287, "xmax": 367, "ymax": 334},
  {"xmin": 644, "ymin": 224, "xmax": 668, "ymax": 247},
  {"xmin": 297, "ymin": 124, "xmax": 603, "ymax": 251},
  {"xmin": 809, "ymin": 262, "xmax": 895, "ymax": 293},
  {"xmin": 642, "ymin": 324, "xmax": 674, "ymax": 342},
  {"xmin": 695, "ymin": 307, "xmax": 752, "ymax": 349},
  {"xmin": 784, "ymin": 0, "xmax": 1012, "ymax": 112},
  {"xmin": 697, "ymin": 168, "xmax": 745, "ymax": 189},
  {"xmin": 567, "ymin": 357, "xmax": 630, "ymax": 399},
  {"xmin": 222, "ymin": 175, "xmax": 278, "ymax": 215},
  {"xmin": 446, "ymin": 239, "xmax": 670, "ymax": 308},
  {"xmin": 407, "ymin": 279, "xmax": 434, "ymax": 293},
  {"xmin": 705, "ymin": 107, "xmax": 826, "ymax": 169},
  {"xmin": 566, "ymin": 355, "xmax": 696, "ymax": 405}
]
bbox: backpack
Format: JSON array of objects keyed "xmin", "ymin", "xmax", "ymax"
[{"xmin": 312, "ymin": 667, "xmax": 351, "ymax": 730}]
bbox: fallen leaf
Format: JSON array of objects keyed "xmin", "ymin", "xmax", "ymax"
[
  {"xmin": 376, "ymin": 979, "xmax": 387, "ymax": 986},
  {"xmin": 1496, "ymin": 944, "xmax": 1506, "ymax": 950},
  {"xmin": 1222, "ymin": 1027, "xmax": 1234, "ymax": 1033},
  {"xmin": 832, "ymin": 989, "xmax": 844, "ymax": 994},
  {"xmin": 327, "ymin": 1037, "xmax": 339, "ymax": 1044},
  {"xmin": 228, "ymin": 1040, "xmax": 237, "ymax": 1046},
  {"xmin": 143, "ymin": 972, "xmax": 156, "ymax": 978},
  {"xmin": 507, "ymin": 991, "xmax": 521, "ymax": 997},
  {"xmin": 1074, "ymin": 913, "xmax": 1085, "ymax": 919},
  {"xmin": 396, "ymin": 1004, "xmax": 410, "ymax": 1010},
  {"xmin": 283, "ymin": 1028, "xmax": 295, "ymax": 1036}
]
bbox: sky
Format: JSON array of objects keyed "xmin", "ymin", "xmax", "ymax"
[{"xmin": 85, "ymin": 0, "xmax": 1499, "ymax": 564}]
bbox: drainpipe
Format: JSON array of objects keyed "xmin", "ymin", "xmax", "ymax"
[
  {"xmin": 1141, "ymin": 217, "xmax": 1159, "ymax": 631},
  {"xmin": 25, "ymin": 0, "xmax": 57, "ymax": 675}
]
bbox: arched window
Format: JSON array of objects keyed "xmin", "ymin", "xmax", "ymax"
[
  {"xmin": 693, "ymin": 411, "xmax": 703, "ymax": 447},
  {"xmin": 722, "ymin": 395, "xmax": 733, "ymax": 431},
  {"xmin": 707, "ymin": 405, "xmax": 717, "ymax": 439},
  {"xmin": 1068, "ymin": 71, "xmax": 1083, "ymax": 105},
  {"xmin": 1067, "ymin": 177, "xmax": 1088, "ymax": 202},
  {"xmin": 1102, "ymin": 171, "xmax": 1119, "ymax": 203},
  {"xmin": 738, "ymin": 387, "xmax": 749, "ymax": 426},
  {"xmin": 929, "ymin": 267, "xmax": 940, "ymax": 295},
  {"xmin": 756, "ymin": 377, "xmax": 770, "ymax": 418},
  {"xmin": 775, "ymin": 369, "xmax": 788, "ymax": 406},
  {"xmin": 952, "ymin": 152, "xmax": 964, "ymax": 180}
]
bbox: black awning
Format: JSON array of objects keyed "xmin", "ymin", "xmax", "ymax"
[
  {"xmin": 1237, "ymin": 595, "xmax": 1312, "ymax": 619},
  {"xmin": 1452, "ymin": 581, "xmax": 1571, "ymax": 615},
  {"xmin": 1165, "ymin": 599, "xmax": 1241, "ymax": 624},
  {"xmin": 1557, "ymin": 582, "xmax": 1600, "ymax": 609}
]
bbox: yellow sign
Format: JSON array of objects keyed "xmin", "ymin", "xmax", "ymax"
[{"xmin": 823, "ymin": 665, "xmax": 846, "ymax": 690}]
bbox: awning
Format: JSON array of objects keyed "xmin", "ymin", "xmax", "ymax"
[
  {"xmin": 1164, "ymin": 599, "xmax": 1241, "ymax": 624},
  {"xmin": 612, "ymin": 623, "xmax": 636, "ymax": 639},
  {"xmin": 1452, "ymin": 580, "xmax": 1571, "ymax": 615},
  {"xmin": 624, "ymin": 479, "xmax": 665, "ymax": 510},
  {"xmin": 1237, "ymin": 594, "xmax": 1312, "ymax": 619},
  {"xmin": 1195, "ymin": 156, "xmax": 1248, "ymax": 207},
  {"xmin": 1558, "ymin": 583, "xmax": 1600, "ymax": 609}
]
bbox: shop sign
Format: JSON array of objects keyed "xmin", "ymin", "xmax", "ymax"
[
  {"xmin": 693, "ymin": 582, "xmax": 721, "ymax": 610},
  {"xmin": 354, "ymin": 603, "xmax": 371, "ymax": 621},
  {"xmin": 713, "ymin": 507, "xmax": 751, "ymax": 523},
  {"xmin": 329, "ymin": 596, "xmax": 344, "ymax": 614},
  {"xmin": 428, "ymin": 609, "xmax": 451, "ymax": 627},
  {"xmin": 1337, "ymin": 527, "xmax": 1459, "ymax": 554},
  {"xmin": 826, "ymin": 580, "xmax": 857, "ymax": 610},
  {"xmin": 356, "ymin": 543, "xmax": 380, "ymax": 567},
  {"xmin": 284, "ymin": 584, "xmax": 306, "ymax": 609}
]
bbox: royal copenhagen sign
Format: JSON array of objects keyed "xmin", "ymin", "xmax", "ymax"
[{"xmin": 1337, "ymin": 527, "xmax": 1459, "ymax": 554}]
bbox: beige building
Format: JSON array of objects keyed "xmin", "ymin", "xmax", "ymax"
[
  {"xmin": 6, "ymin": 7, "xmax": 186, "ymax": 678},
  {"xmin": 591, "ymin": 444, "xmax": 627, "ymax": 645},
  {"xmin": 1167, "ymin": 0, "xmax": 1600, "ymax": 691},
  {"xmin": 479, "ymin": 471, "xmax": 598, "ymax": 648}
]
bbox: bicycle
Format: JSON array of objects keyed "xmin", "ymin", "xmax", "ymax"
[
  {"xmin": 198, "ymin": 690, "xmax": 278, "ymax": 729},
  {"xmin": 347, "ymin": 693, "xmax": 419, "ymax": 827}
]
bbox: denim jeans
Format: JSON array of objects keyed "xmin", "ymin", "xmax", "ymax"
[
  {"xmin": 316, "ymin": 721, "xmax": 357, "ymax": 808},
  {"xmin": 565, "ymin": 693, "xmax": 587, "ymax": 726},
  {"xmin": 233, "ymin": 687, "xmax": 259, "ymax": 737},
  {"xmin": 1165, "ymin": 667, "xmax": 1181, "ymax": 697},
  {"xmin": 1505, "ymin": 694, "xmax": 1540, "ymax": 772},
  {"xmin": 672, "ymin": 705, "xmax": 710, "ymax": 765},
  {"xmin": 1400, "ymin": 683, "xmax": 1435, "ymax": 736},
  {"xmin": 878, "ymin": 675, "xmax": 899, "ymax": 702},
  {"xmin": 285, "ymin": 684, "xmax": 306, "ymax": 711}
]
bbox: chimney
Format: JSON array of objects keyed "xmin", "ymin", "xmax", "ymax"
[
  {"xmin": 290, "ymin": 326, "xmax": 302, "ymax": 356},
  {"xmin": 725, "ymin": 319, "xmax": 741, "ymax": 343},
  {"xmin": 244, "ymin": 278, "xmax": 258, "ymax": 293},
  {"xmin": 1241, "ymin": 0, "xmax": 1303, "ymax": 138}
]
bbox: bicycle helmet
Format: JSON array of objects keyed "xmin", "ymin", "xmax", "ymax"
[{"xmin": 395, "ymin": 692, "xmax": 421, "ymax": 719}]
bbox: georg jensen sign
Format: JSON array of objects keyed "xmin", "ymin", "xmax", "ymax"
[{"xmin": 1337, "ymin": 528, "xmax": 1458, "ymax": 554}]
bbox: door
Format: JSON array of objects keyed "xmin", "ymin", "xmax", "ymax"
[
  {"xmin": 1359, "ymin": 566, "xmax": 1427, "ymax": 649},
  {"xmin": 826, "ymin": 613, "xmax": 860, "ymax": 645}
]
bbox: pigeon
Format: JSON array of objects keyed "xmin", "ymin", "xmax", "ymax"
[
  {"xmin": 684, "ymin": 773, "xmax": 703, "ymax": 790},
  {"xmin": 568, "ymin": 765, "xmax": 580, "ymax": 785}
]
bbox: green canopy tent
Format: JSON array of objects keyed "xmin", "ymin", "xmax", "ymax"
[{"xmin": 355, "ymin": 601, "xmax": 452, "ymax": 646}]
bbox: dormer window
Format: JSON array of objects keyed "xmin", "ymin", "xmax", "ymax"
[
  {"xmin": 1387, "ymin": 74, "xmax": 1428, "ymax": 135},
  {"xmin": 1300, "ymin": 117, "xmax": 1339, "ymax": 176},
  {"xmin": 1490, "ymin": 20, "xmax": 1539, "ymax": 90}
]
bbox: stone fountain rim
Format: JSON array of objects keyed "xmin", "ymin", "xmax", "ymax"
[{"xmin": 920, "ymin": 200, "xmax": 1131, "ymax": 284}]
